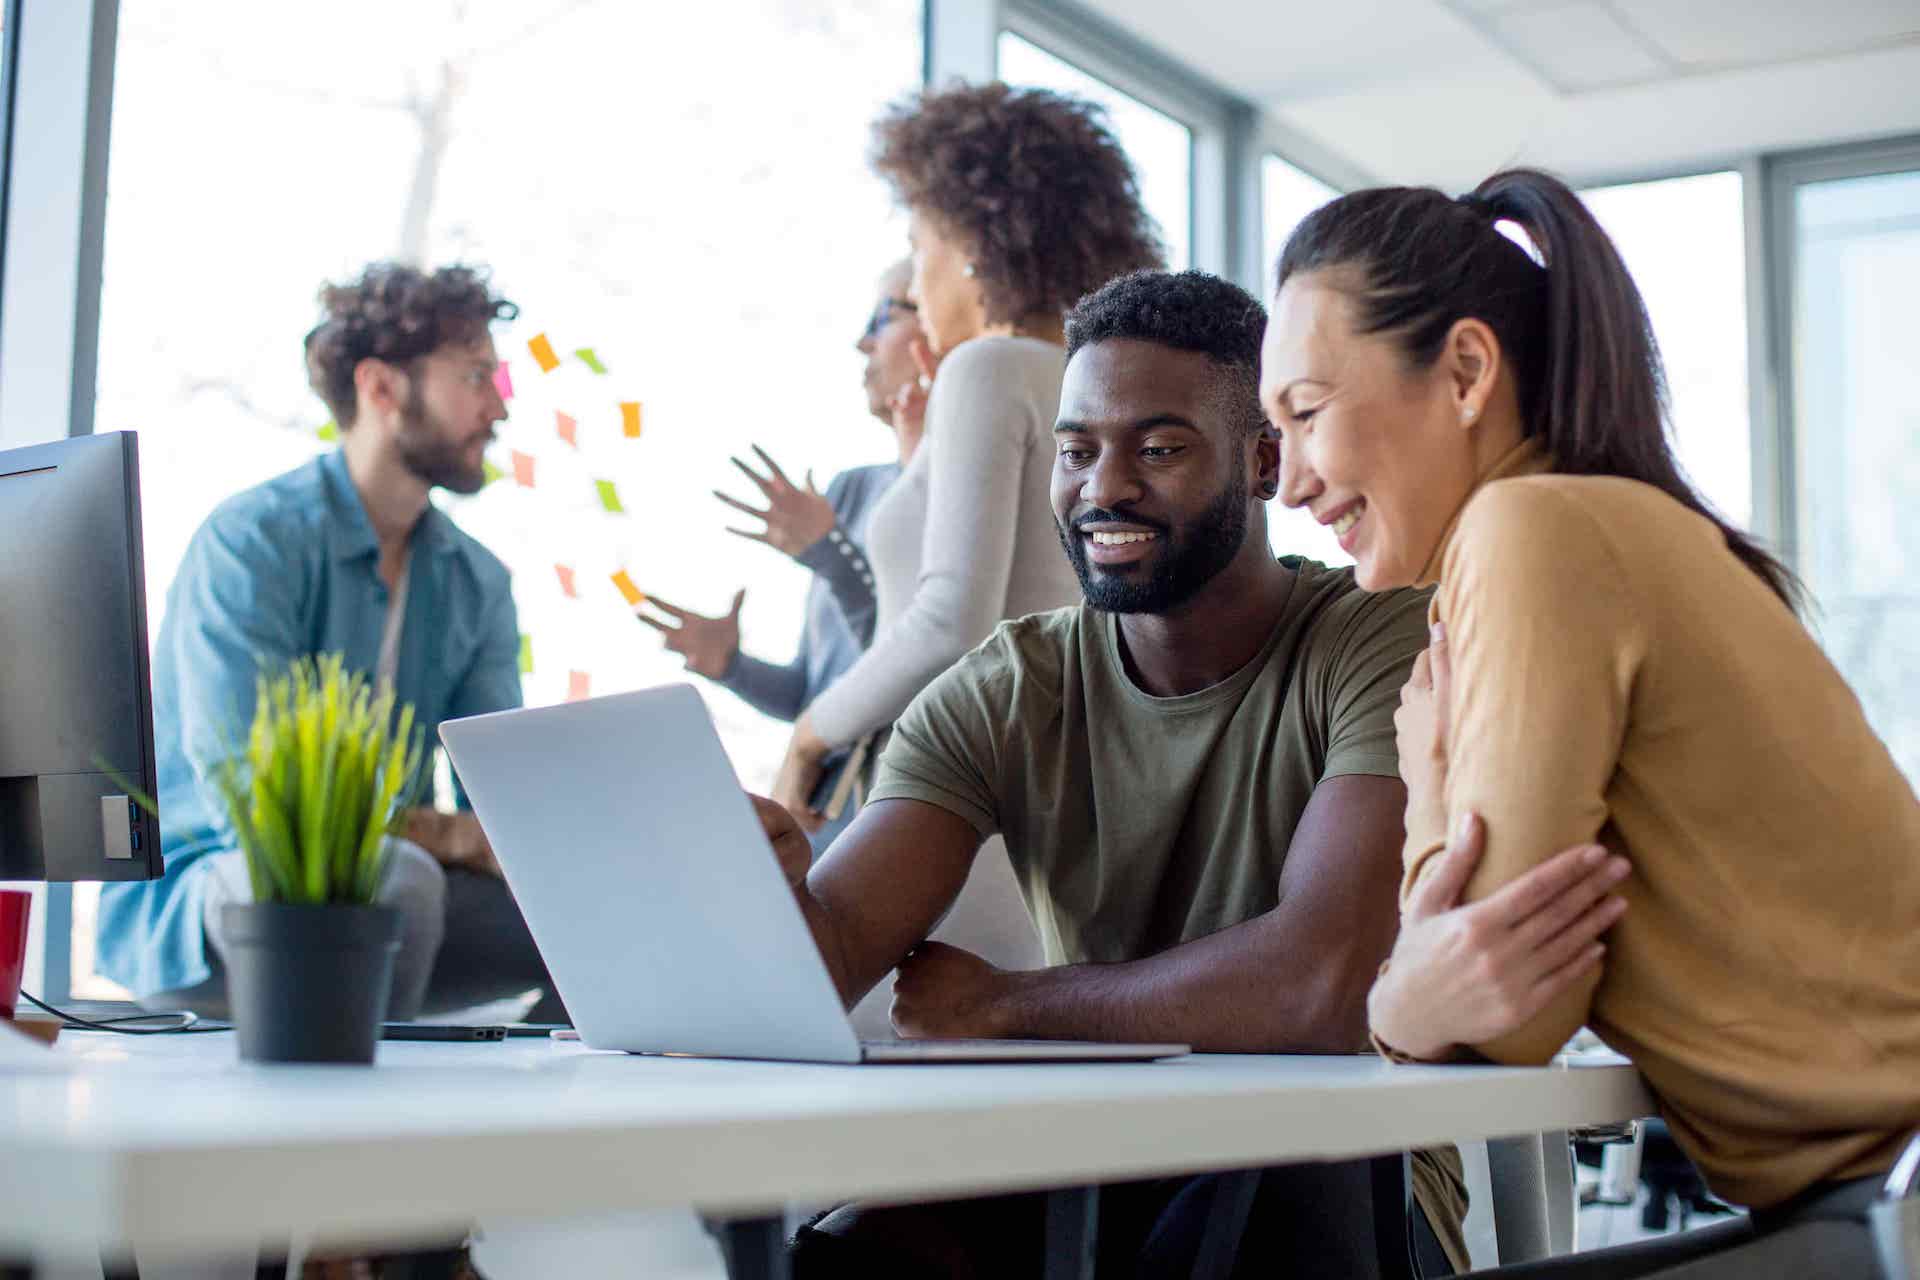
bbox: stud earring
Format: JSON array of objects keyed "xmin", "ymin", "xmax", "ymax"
[
  {"xmin": 1462, "ymin": 405, "xmax": 1476, "ymax": 423},
  {"xmin": 963, "ymin": 263, "xmax": 977, "ymax": 279}
]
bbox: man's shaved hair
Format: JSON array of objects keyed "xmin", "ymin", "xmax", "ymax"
[{"xmin": 1064, "ymin": 269, "xmax": 1269, "ymax": 438}]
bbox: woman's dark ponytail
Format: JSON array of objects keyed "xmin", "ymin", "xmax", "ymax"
[{"xmin": 1277, "ymin": 168, "xmax": 1802, "ymax": 611}]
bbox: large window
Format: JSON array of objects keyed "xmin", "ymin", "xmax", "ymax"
[
  {"xmin": 1789, "ymin": 163, "xmax": 1920, "ymax": 784},
  {"xmin": 1259, "ymin": 154, "xmax": 1347, "ymax": 567},
  {"xmin": 996, "ymin": 30, "xmax": 1193, "ymax": 269},
  {"xmin": 1581, "ymin": 172, "xmax": 1752, "ymax": 528},
  {"xmin": 72, "ymin": 0, "xmax": 921, "ymax": 997}
]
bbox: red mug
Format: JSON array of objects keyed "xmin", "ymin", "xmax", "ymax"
[{"xmin": 0, "ymin": 889, "xmax": 29, "ymax": 1020}]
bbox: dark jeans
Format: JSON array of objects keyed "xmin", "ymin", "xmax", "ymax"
[{"xmin": 792, "ymin": 1157, "xmax": 1455, "ymax": 1280}]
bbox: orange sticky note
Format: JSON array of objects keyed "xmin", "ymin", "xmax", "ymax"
[
  {"xmin": 555, "ymin": 564, "xmax": 578, "ymax": 598},
  {"xmin": 620, "ymin": 401, "xmax": 642, "ymax": 439},
  {"xmin": 527, "ymin": 333, "xmax": 560, "ymax": 373},
  {"xmin": 511, "ymin": 450, "xmax": 536, "ymax": 488},
  {"xmin": 567, "ymin": 670, "xmax": 591, "ymax": 701},
  {"xmin": 555, "ymin": 411, "xmax": 578, "ymax": 448},
  {"xmin": 609, "ymin": 569, "xmax": 645, "ymax": 607}
]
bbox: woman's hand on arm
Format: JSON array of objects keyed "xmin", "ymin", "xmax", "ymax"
[{"xmin": 1368, "ymin": 813, "xmax": 1631, "ymax": 1062}]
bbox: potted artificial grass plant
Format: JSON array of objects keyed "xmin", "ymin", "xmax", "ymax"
[{"xmin": 215, "ymin": 654, "xmax": 424, "ymax": 1064}]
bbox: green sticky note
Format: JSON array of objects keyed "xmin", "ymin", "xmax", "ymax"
[
  {"xmin": 595, "ymin": 478, "xmax": 625, "ymax": 514},
  {"xmin": 316, "ymin": 421, "xmax": 339, "ymax": 442},
  {"xmin": 483, "ymin": 459, "xmax": 505, "ymax": 487},
  {"xmin": 574, "ymin": 347, "xmax": 608, "ymax": 375},
  {"xmin": 517, "ymin": 634, "xmax": 533, "ymax": 675}
]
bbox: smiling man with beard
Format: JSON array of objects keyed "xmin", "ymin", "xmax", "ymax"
[
  {"xmin": 772, "ymin": 270, "xmax": 1469, "ymax": 1278},
  {"xmin": 97, "ymin": 262, "xmax": 563, "ymax": 1028}
]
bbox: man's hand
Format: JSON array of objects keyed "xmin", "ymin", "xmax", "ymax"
[
  {"xmin": 638, "ymin": 590, "xmax": 743, "ymax": 680},
  {"xmin": 715, "ymin": 446, "xmax": 837, "ymax": 558},
  {"xmin": 771, "ymin": 715, "xmax": 830, "ymax": 834},
  {"xmin": 748, "ymin": 792, "xmax": 813, "ymax": 889},
  {"xmin": 402, "ymin": 809, "xmax": 501, "ymax": 878},
  {"xmin": 1394, "ymin": 620, "xmax": 1452, "ymax": 827},
  {"xmin": 892, "ymin": 941, "xmax": 1020, "ymax": 1039},
  {"xmin": 1368, "ymin": 813, "xmax": 1630, "ymax": 1061}
]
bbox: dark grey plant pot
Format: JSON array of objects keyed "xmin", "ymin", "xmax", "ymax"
[{"xmin": 221, "ymin": 902, "xmax": 401, "ymax": 1065}]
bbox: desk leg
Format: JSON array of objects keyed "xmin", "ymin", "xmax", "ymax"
[
  {"xmin": 718, "ymin": 1217, "xmax": 788, "ymax": 1280},
  {"xmin": 1487, "ymin": 1131, "xmax": 1575, "ymax": 1264},
  {"xmin": 1044, "ymin": 1185, "xmax": 1098, "ymax": 1280}
]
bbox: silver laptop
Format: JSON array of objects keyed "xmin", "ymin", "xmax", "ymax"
[{"xmin": 439, "ymin": 684, "xmax": 1186, "ymax": 1064}]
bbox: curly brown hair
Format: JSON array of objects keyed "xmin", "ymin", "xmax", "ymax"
[
  {"xmin": 869, "ymin": 82, "xmax": 1166, "ymax": 325},
  {"xmin": 304, "ymin": 262, "xmax": 518, "ymax": 428}
]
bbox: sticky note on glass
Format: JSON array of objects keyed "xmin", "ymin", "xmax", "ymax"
[
  {"xmin": 574, "ymin": 347, "xmax": 608, "ymax": 375},
  {"xmin": 493, "ymin": 361, "xmax": 514, "ymax": 401},
  {"xmin": 316, "ymin": 420, "xmax": 340, "ymax": 442},
  {"xmin": 594, "ymin": 479, "xmax": 624, "ymax": 513},
  {"xmin": 555, "ymin": 411, "xmax": 578, "ymax": 448},
  {"xmin": 609, "ymin": 569, "xmax": 645, "ymax": 607},
  {"xmin": 567, "ymin": 670, "xmax": 591, "ymax": 701},
  {"xmin": 620, "ymin": 401, "xmax": 643, "ymax": 439},
  {"xmin": 555, "ymin": 564, "xmax": 578, "ymax": 598},
  {"xmin": 483, "ymin": 460, "xmax": 505, "ymax": 487},
  {"xmin": 517, "ymin": 634, "xmax": 533, "ymax": 675},
  {"xmin": 511, "ymin": 450, "xmax": 536, "ymax": 488},
  {"xmin": 527, "ymin": 333, "xmax": 561, "ymax": 373}
]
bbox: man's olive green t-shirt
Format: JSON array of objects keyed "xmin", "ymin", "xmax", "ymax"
[
  {"xmin": 868, "ymin": 559, "xmax": 1462, "ymax": 1264},
  {"xmin": 869, "ymin": 558, "xmax": 1432, "ymax": 967}
]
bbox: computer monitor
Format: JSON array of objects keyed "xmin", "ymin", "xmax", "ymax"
[{"xmin": 0, "ymin": 431, "xmax": 161, "ymax": 881}]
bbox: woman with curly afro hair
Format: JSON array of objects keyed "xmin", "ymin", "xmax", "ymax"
[{"xmin": 774, "ymin": 83, "xmax": 1165, "ymax": 845}]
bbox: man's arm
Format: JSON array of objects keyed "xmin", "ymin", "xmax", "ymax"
[
  {"xmin": 410, "ymin": 581, "xmax": 524, "ymax": 873},
  {"xmin": 893, "ymin": 773, "xmax": 1407, "ymax": 1051},
  {"xmin": 770, "ymin": 795, "xmax": 985, "ymax": 1010}
]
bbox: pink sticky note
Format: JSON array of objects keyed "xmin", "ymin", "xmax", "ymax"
[
  {"xmin": 511, "ymin": 450, "xmax": 536, "ymax": 488},
  {"xmin": 567, "ymin": 670, "xmax": 591, "ymax": 701},
  {"xmin": 493, "ymin": 361, "xmax": 514, "ymax": 401},
  {"xmin": 555, "ymin": 564, "xmax": 577, "ymax": 598},
  {"xmin": 556, "ymin": 411, "xmax": 578, "ymax": 448}
]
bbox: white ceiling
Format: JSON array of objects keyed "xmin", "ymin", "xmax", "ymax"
[{"xmin": 1077, "ymin": 0, "xmax": 1920, "ymax": 188}]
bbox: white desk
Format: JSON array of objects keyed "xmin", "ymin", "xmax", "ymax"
[{"xmin": 0, "ymin": 1032, "xmax": 1654, "ymax": 1273}]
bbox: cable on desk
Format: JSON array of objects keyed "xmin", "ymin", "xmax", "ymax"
[{"xmin": 16, "ymin": 989, "xmax": 231, "ymax": 1034}]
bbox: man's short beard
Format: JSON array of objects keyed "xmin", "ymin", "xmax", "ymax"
[
  {"xmin": 393, "ymin": 380, "xmax": 485, "ymax": 494},
  {"xmin": 1058, "ymin": 467, "xmax": 1250, "ymax": 615}
]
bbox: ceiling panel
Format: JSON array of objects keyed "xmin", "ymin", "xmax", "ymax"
[
  {"xmin": 1617, "ymin": 0, "xmax": 1920, "ymax": 68},
  {"xmin": 1494, "ymin": 3, "xmax": 1671, "ymax": 90}
]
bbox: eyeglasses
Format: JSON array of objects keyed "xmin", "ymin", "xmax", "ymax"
[{"xmin": 860, "ymin": 297, "xmax": 918, "ymax": 342}]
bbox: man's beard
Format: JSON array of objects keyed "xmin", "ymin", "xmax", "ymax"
[
  {"xmin": 393, "ymin": 384, "xmax": 486, "ymax": 495},
  {"xmin": 1058, "ymin": 468, "xmax": 1249, "ymax": 615}
]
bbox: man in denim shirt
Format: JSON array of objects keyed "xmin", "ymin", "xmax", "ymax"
[{"xmin": 98, "ymin": 262, "xmax": 560, "ymax": 1022}]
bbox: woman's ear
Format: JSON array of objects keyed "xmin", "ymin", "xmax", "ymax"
[{"xmin": 1443, "ymin": 318, "xmax": 1502, "ymax": 429}]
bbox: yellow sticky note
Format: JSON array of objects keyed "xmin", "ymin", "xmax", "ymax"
[
  {"xmin": 482, "ymin": 460, "xmax": 505, "ymax": 487},
  {"xmin": 594, "ymin": 479, "xmax": 624, "ymax": 513},
  {"xmin": 620, "ymin": 401, "xmax": 643, "ymax": 439},
  {"xmin": 575, "ymin": 347, "xmax": 608, "ymax": 375},
  {"xmin": 517, "ymin": 634, "xmax": 533, "ymax": 675},
  {"xmin": 527, "ymin": 333, "xmax": 561, "ymax": 373},
  {"xmin": 609, "ymin": 570, "xmax": 645, "ymax": 607},
  {"xmin": 316, "ymin": 420, "xmax": 340, "ymax": 442}
]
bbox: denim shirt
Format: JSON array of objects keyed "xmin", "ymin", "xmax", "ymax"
[{"xmin": 96, "ymin": 450, "xmax": 522, "ymax": 998}]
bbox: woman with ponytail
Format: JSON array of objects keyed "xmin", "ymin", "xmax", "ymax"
[{"xmin": 1263, "ymin": 168, "xmax": 1919, "ymax": 1269}]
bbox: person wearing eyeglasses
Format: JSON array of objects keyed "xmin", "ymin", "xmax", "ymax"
[{"xmin": 639, "ymin": 259, "xmax": 931, "ymax": 853}]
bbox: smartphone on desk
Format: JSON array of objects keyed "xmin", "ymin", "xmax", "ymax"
[{"xmin": 382, "ymin": 1022, "xmax": 507, "ymax": 1042}]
